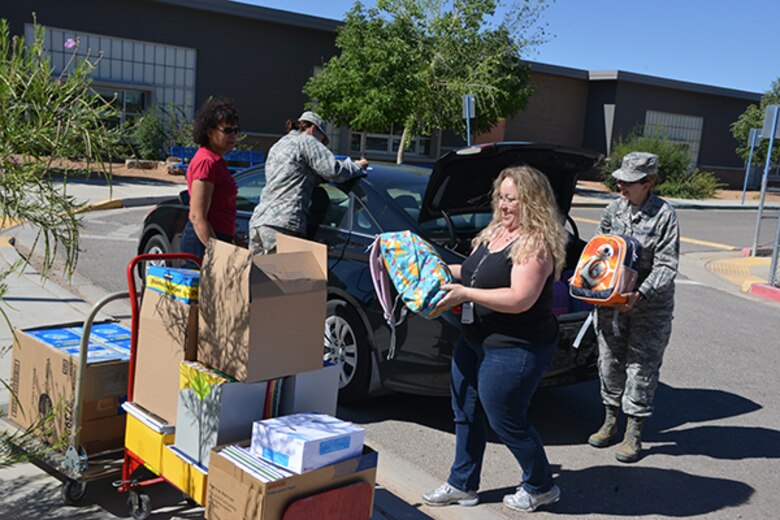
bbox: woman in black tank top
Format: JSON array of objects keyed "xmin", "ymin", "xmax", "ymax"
[{"xmin": 422, "ymin": 166, "xmax": 567, "ymax": 513}]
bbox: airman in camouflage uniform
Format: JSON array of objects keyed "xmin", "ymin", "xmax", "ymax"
[
  {"xmin": 249, "ymin": 111, "xmax": 366, "ymax": 254},
  {"xmin": 588, "ymin": 152, "xmax": 680, "ymax": 463}
]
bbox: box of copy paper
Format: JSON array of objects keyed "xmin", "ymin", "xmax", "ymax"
[
  {"xmin": 249, "ymin": 413, "xmax": 364, "ymax": 474},
  {"xmin": 9, "ymin": 321, "xmax": 129, "ymax": 453},
  {"xmin": 205, "ymin": 441, "xmax": 376, "ymax": 520}
]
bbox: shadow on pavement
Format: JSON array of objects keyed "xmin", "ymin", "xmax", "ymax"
[
  {"xmin": 0, "ymin": 469, "xmax": 203, "ymax": 519},
  {"xmin": 341, "ymin": 380, "xmax": 772, "ymax": 459},
  {"xmin": 481, "ymin": 464, "xmax": 753, "ymax": 516},
  {"xmin": 373, "ymin": 486, "xmax": 434, "ymax": 519},
  {"xmin": 530, "ymin": 380, "xmax": 765, "ymax": 447}
]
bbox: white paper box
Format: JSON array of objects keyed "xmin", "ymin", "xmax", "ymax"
[{"xmin": 250, "ymin": 413, "xmax": 365, "ymax": 474}]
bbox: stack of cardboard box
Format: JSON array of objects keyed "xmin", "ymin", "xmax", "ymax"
[
  {"xmin": 126, "ymin": 235, "xmax": 375, "ymax": 516},
  {"xmin": 9, "ymin": 321, "xmax": 131, "ymax": 454}
]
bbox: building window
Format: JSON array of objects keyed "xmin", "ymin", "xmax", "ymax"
[
  {"xmin": 350, "ymin": 125, "xmax": 433, "ymax": 158},
  {"xmin": 93, "ymin": 87, "xmax": 149, "ymax": 126},
  {"xmin": 26, "ymin": 24, "xmax": 197, "ymax": 119},
  {"xmin": 644, "ymin": 110, "xmax": 703, "ymax": 164}
]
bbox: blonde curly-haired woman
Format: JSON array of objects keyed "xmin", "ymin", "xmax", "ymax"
[{"xmin": 422, "ymin": 165, "xmax": 565, "ymax": 513}]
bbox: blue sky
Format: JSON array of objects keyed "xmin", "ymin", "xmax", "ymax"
[{"xmin": 238, "ymin": 0, "xmax": 776, "ymax": 94}]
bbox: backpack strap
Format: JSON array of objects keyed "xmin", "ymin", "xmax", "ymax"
[
  {"xmin": 572, "ymin": 309, "xmax": 593, "ymax": 349},
  {"xmin": 368, "ymin": 236, "xmax": 406, "ymax": 360},
  {"xmin": 368, "ymin": 236, "xmax": 395, "ymax": 326}
]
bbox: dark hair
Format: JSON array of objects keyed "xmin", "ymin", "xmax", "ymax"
[
  {"xmin": 192, "ymin": 97, "xmax": 239, "ymax": 146},
  {"xmin": 285, "ymin": 119, "xmax": 313, "ymax": 133}
]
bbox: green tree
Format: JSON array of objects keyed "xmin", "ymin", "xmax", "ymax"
[
  {"xmin": 731, "ymin": 78, "xmax": 780, "ymax": 165},
  {"xmin": 602, "ymin": 132, "xmax": 723, "ymax": 199},
  {"xmin": 0, "ymin": 17, "xmax": 120, "ymax": 465},
  {"xmin": 129, "ymin": 103, "xmax": 193, "ymax": 160},
  {"xmin": 304, "ymin": 0, "xmax": 548, "ymax": 163}
]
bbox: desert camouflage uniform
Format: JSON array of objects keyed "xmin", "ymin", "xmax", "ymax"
[
  {"xmin": 595, "ymin": 192, "xmax": 679, "ymax": 417},
  {"xmin": 248, "ymin": 130, "xmax": 364, "ymax": 254}
]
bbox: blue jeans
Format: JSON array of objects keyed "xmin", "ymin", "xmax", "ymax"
[{"xmin": 447, "ymin": 336, "xmax": 556, "ymax": 494}]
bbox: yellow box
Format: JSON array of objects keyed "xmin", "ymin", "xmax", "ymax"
[
  {"xmin": 124, "ymin": 414, "xmax": 175, "ymax": 474},
  {"xmin": 161, "ymin": 444, "xmax": 208, "ymax": 505}
]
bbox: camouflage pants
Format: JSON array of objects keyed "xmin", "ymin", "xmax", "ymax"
[
  {"xmin": 595, "ymin": 298, "xmax": 674, "ymax": 418},
  {"xmin": 248, "ymin": 225, "xmax": 280, "ymax": 255}
]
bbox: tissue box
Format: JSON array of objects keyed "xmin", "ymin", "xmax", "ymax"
[{"xmin": 250, "ymin": 413, "xmax": 364, "ymax": 474}]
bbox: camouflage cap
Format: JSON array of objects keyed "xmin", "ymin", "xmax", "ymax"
[
  {"xmin": 612, "ymin": 152, "xmax": 658, "ymax": 182},
  {"xmin": 299, "ymin": 111, "xmax": 329, "ymax": 146}
]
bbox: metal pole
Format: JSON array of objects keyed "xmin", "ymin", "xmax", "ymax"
[
  {"xmin": 769, "ymin": 214, "xmax": 780, "ymax": 287},
  {"xmin": 741, "ymin": 129, "xmax": 760, "ymax": 205},
  {"xmin": 466, "ymin": 114, "xmax": 472, "ymax": 147},
  {"xmin": 751, "ymin": 106, "xmax": 779, "ymax": 256}
]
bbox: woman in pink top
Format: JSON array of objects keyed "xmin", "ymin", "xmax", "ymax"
[{"xmin": 181, "ymin": 97, "xmax": 240, "ymax": 258}]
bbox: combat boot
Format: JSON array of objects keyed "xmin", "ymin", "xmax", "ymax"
[
  {"xmin": 615, "ymin": 416, "xmax": 645, "ymax": 463},
  {"xmin": 588, "ymin": 405, "xmax": 618, "ymax": 447}
]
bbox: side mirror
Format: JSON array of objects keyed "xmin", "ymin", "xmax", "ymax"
[{"xmin": 179, "ymin": 190, "xmax": 190, "ymax": 205}]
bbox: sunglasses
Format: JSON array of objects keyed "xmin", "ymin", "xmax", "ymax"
[
  {"xmin": 617, "ymin": 178, "xmax": 647, "ymax": 186},
  {"xmin": 216, "ymin": 126, "xmax": 240, "ymax": 135}
]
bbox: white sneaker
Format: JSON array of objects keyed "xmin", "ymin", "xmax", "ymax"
[
  {"xmin": 503, "ymin": 484, "xmax": 561, "ymax": 512},
  {"xmin": 422, "ymin": 482, "xmax": 479, "ymax": 507}
]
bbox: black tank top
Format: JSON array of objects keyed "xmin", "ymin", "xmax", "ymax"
[{"xmin": 460, "ymin": 242, "xmax": 558, "ymax": 347}]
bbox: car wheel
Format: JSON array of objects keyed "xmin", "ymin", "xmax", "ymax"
[
  {"xmin": 140, "ymin": 233, "xmax": 171, "ymax": 278},
  {"xmin": 143, "ymin": 233, "xmax": 170, "ymax": 258},
  {"xmin": 324, "ymin": 300, "xmax": 371, "ymax": 405}
]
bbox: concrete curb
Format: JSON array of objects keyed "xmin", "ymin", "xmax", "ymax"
[
  {"xmin": 748, "ymin": 283, "xmax": 780, "ymax": 302},
  {"xmin": 572, "ymin": 196, "xmax": 780, "ymax": 211},
  {"xmin": 81, "ymin": 195, "xmax": 178, "ymax": 212},
  {"xmin": 368, "ymin": 437, "xmax": 508, "ymax": 520}
]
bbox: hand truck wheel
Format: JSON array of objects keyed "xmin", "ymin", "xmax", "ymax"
[
  {"xmin": 127, "ymin": 490, "xmax": 151, "ymax": 520},
  {"xmin": 60, "ymin": 478, "xmax": 87, "ymax": 505}
]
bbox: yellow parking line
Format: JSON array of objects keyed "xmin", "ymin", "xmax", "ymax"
[
  {"xmin": 681, "ymin": 237, "xmax": 737, "ymax": 250},
  {"xmin": 571, "ymin": 217, "xmax": 736, "ymax": 251}
]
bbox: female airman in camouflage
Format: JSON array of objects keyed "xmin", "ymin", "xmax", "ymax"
[{"xmin": 588, "ymin": 152, "xmax": 680, "ymax": 463}]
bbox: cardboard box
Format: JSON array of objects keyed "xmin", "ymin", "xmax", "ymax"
[
  {"xmin": 175, "ymin": 361, "xmax": 267, "ymax": 466},
  {"xmin": 9, "ymin": 321, "xmax": 129, "ymax": 453},
  {"xmin": 146, "ymin": 265, "xmax": 200, "ymax": 304},
  {"xmin": 198, "ymin": 235, "xmax": 327, "ymax": 382},
  {"xmin": 250, "ymin": 413, "xmax": 365, "ymax": 474},
  {"xmin": 279, "ymin": 364, "xmax": 339, "ymax": 417},
  {"xmin": 133, "ymin": 288, "xmax": 198, "ymax": 424},
  {"xmin": 205, "ymin": 443, "xmax": 377, "ymax": 520},
  {"xmin": 161, "ymin": 444, "xmax": 208, "ymax": 505},
  {"xmin": 124, "ymin": 403, "xmax": 175, "ymax": 474}
]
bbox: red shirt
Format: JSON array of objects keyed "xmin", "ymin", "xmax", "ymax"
[{"xmin": 186, "ymin": 147, "xmax": 237, "ymax": 237}]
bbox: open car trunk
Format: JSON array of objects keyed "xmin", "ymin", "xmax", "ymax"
[
  {"xmin": 421, "ymin": 141, "xmax": 602, "ymax": 314},
  {"xmin": 420, "ymin": 142, "xmax": 601, "ymax": 222}
]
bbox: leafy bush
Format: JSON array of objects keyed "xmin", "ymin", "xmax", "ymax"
[
  {"xmin": 131, "ymin": 108, "xmax": 167, "ymax": 160},
  {"xmin": 656, "ymin": 168, "xmax": 723, "ymax": 199},
  {"xmin": 602, "ymin": 133, "xmax": 723, "ymax": 199}
]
